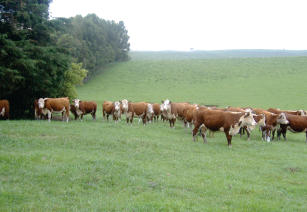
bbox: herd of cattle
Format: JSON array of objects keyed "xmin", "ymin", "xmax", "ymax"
[{"xmin": 1, "ymin": 97, "xmax": 307, "ymax": 147}]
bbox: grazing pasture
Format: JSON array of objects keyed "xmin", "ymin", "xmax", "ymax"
[{"xmin": 1, "ymin": 52, "xmax": 307, "ymax": 211}]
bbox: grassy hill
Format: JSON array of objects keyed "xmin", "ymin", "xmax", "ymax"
[{"xmin": 1, "ymin": 52, "xmax": 307, "ymax": 211}]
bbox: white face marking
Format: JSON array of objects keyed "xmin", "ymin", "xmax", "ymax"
[
  {"xmin": 243, "ymin": 112, "xmax": 257, "ymax": 126},
  {"xmin": 38, "ymin": 98, "xmax": 45, "ymax": 109},
  {"xmin": 121, "ymin": 99, "xmax": 128, "ymax": 112},
  {"xmin": 74, "ymin": 99, "xmax": 80, "ymax": 108},
  {"xmin": 0, "ymin": 107, "xmax": 5, "ymax": 116},
  {"xmin": 114, "ymin": 101, "xmax": 121, "ymax": 112},
  {"xmin": 147, "ymin": 104, "xmax": 154, "ymax": 114},
  {"xmin": 277, "ymin": 113, "xmax": 289, "ymax": 124}
]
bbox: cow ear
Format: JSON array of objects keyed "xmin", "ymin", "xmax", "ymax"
[
  {"xmin": 169, "ymin": 101, "xmax": 172, "ymax": 104},
  {"xmin": 161, "ymin": 100, "xmax": 164, "ymax": 103}
]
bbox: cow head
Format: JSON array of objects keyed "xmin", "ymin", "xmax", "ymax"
[
  {"xmin": 298, "ymin": 110, "xmax": 306, "ymax": 116},
  {"xmin": 161, "ymin": 99, "xmax": 171, "ymax": 113},
  {"xmin": 0, "ymin": 107, "xmax": 5, "ymax": 117},
  {"xmin": 241, "ymin": 111, "xmax": 257, "ymax": 127},
  {"xmin": 276, "ymin": 112, "xmax": 289, "ymax": 124},
  {"xmin": 73, "ymin": 99, "xmax": 81, "ymax": 108},
  {"xmin": 147, "ymin": 104, "xmax": 154, "ymax": 114},
  {"xmin": 38, "ymin": 98, "xmax": 46, "ymax": 109},
  {"xmin": 114, "ymin": 101, "xmax": 121, "ymax": 112},
  {"xmin": 121, "ymin": 99, "xmax": 129, "ymax": 112}
]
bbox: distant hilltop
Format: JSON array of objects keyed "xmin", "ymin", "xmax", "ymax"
[{"xmin": 130, "ymin": 49, "xmax": 307, "ymax": 60}]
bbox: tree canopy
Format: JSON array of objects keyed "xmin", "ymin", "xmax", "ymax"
[{"xmin": 0, "ymin": 0, "xmax": 130, "ymax": 118}]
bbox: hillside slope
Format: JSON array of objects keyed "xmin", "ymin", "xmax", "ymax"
[{"xmin": 77, "ymin": 53, "xmax": 307, "ymax": 111}]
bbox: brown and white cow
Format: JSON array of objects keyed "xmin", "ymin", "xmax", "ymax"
[
  {"xmin": 240, "ymin": 114, "xmax": 266, "ymax": 141},
  {"xmin": 121, "ymin": 99, "xmax": 134, "ymax": 123},
  {"xmin": 70, "ymin": 104, "xmax": 78, "ymax": 120},
  {"xmin": 102, "ymin": 101, "xmax": 121, "ymax": 122},
  {"xmin": 183, "ymin": 104, "xmax": 199, "ymax": 128},
  {"xmin": 252, "ymin": 108, "xmax": 289, "ymax": 141},
  {"xmin": 72, "ymin": 99, "xmax": 97, "ymax": 120},
  {"xmin": 146, "ymin": 103, "xmax": 154, "ymax": 123},
  {"xmin": 131, "ymin": 102, "xmax": 148, "ymax": 125},
  {"xmin": 0, "ymin": 99, "xmax": 9, "ymax": 120},
  {"xmin": 34, "ymin": 99, "xmax": 48, "ymax": 120},
  {"xmin": 161, "ymin": 99, "xmax": 177, "ymax": 128},
  {"xmin": 38, "ymin": 97, "xmax": 70, "ymax": 122},
  {"xmin": 276, "ymin": 114, "xmax": 307, "ymax": 142},
  {"xmin": 192, "ymin": 109, "xmax": 257, "ymax": 147}
]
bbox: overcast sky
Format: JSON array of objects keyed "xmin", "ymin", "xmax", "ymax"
[{"xmin": 49, "ymin": 0, "xmax": 307, "ymax": 51}]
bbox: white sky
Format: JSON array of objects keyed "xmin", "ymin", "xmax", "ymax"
[{"xmin": 49, "ymin": 0, "xmax": 307, "ymax": 51}]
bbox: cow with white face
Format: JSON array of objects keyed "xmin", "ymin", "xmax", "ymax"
[
  {"xmin": 72, "ymin": 99, "xmax": 97, "ymax": 120},
  {"xmin": 161, "ymin": 99, "xmax": 176, "ymax": 127},
  {"xmin": 113, "ymin": 101, "xmax": 121, "ymax": 122},
  {"xmin": 121, "ymin": 99, "xmax": 134, "ymax": 123},
  {"xmin": 146, "ymin": 103, "xmax": 154, "ymax": 123},
  {"xmin": 38, "ymin": 97, "xmax": 70, "ymax": 122}
]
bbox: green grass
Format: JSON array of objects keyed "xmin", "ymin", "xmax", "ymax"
[{"xmin": 1, "ymin": 52, "xmax": 307, "ymax": 211}]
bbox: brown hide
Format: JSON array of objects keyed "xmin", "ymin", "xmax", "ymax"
[
  {"xmin": 171, "ymin": 102, "xmax": 190, "ymax": 119},
  {"xmin": 42, "ymin": 97, "xmax": 70, "ymax": 121},
  {"xmin": 0, "ymin": 99, "xmax": 9, "ymax": 119},
  {"xmin": 153, "ymin": 103, "xmax": 161, "ymax": 120},
  {"xmin": 103, "ymin": 101, "xmax": 114, "ymax": 117},
  {"xmin": 193, "ymin": 109, "xmax": 249, "ymax": 146},
  {"xmin": 70, "ymin": 104, "xmax": 78, "ymax": 120},
  {"xmin": 226, "ymin": 106, "xmax": 245, "ymax": 113},
  {"xmin": 278, "ymin": 114, "xmax": 307, "ymax": 142},
  {"xmin": 183, "ymin": 104, "xmax": 198, "ymax": 126},
  {"xmin": 130, "ymin": 102, "xmax": 147, "ymax": 124},
  {"xmin": 267, "ymin": 108, "xmax": 304, "ymax": 115},
  {"xmin": 78, "ymin": 101, "xmax": 97, "ymax": 120}
]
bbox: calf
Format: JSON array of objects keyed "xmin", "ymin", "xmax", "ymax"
[
  {"xmin": 72, "ymin": 99, "xmax": 97, "ymax": 120},
  {"xmin": 0, "ymin": 99, "xmax": 9, "ymax": 120},
  {"xmin": 277, "ymin": 114, "xmax": 307, "ymax": 142},
  {"xmin": 192, "ymin": 109, "xmax": 257, "ymax": 147},
  {"xmin": 38, "ymin": 97, "xmax": 70, "ymax": 122}
]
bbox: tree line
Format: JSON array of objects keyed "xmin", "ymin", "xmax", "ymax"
[{"xmin": 0, "ymin": 0, "xmax": 130, "ymax": 119}]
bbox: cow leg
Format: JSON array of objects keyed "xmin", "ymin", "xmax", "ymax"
[
  {"xmin": 266, "ymin": 129, "xmax": 271, "ymax": 142},
  {"xmin": 224, "ymin": 131, "xmax": 232, "ymax": 147},
  {"xmin": 192, "ymin": 122, "xmax": 202, "ymax": 142},
  {"xmin": 47, "ymin": 111, "xmax": 52, "ymax": 122},
  {"xmin": 305, "ymin": 131, "xmax": 307, "ymax": 143},
  {"xmin": 277, "ymin": 128, "xmax": 282, "ymax": 140},
  {"xmin": 92, "ymin": 111, "xmax": 96, "ymax": 120},
  {"xmin": 246, "ymin": 128, "xmax": 251, "ymax": 141},
  {"xmin": 80, "ymin": 114, "xmax": 84, "ymax": 121},
  {"xmin": 272, "ymin": 129, "xmax": 276, "ymax": 140},
  {"xmin": 200, "ymin": 126, "xmax": 208, "ymax": 143},
  {"xmin": 282, "ymin": 127, "xmax": 287, "ymax": 141}
]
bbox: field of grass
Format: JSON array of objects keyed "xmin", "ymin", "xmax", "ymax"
[{"xmin": 1, "ymin": 52, "xmax": 307, "ymax": 211}]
